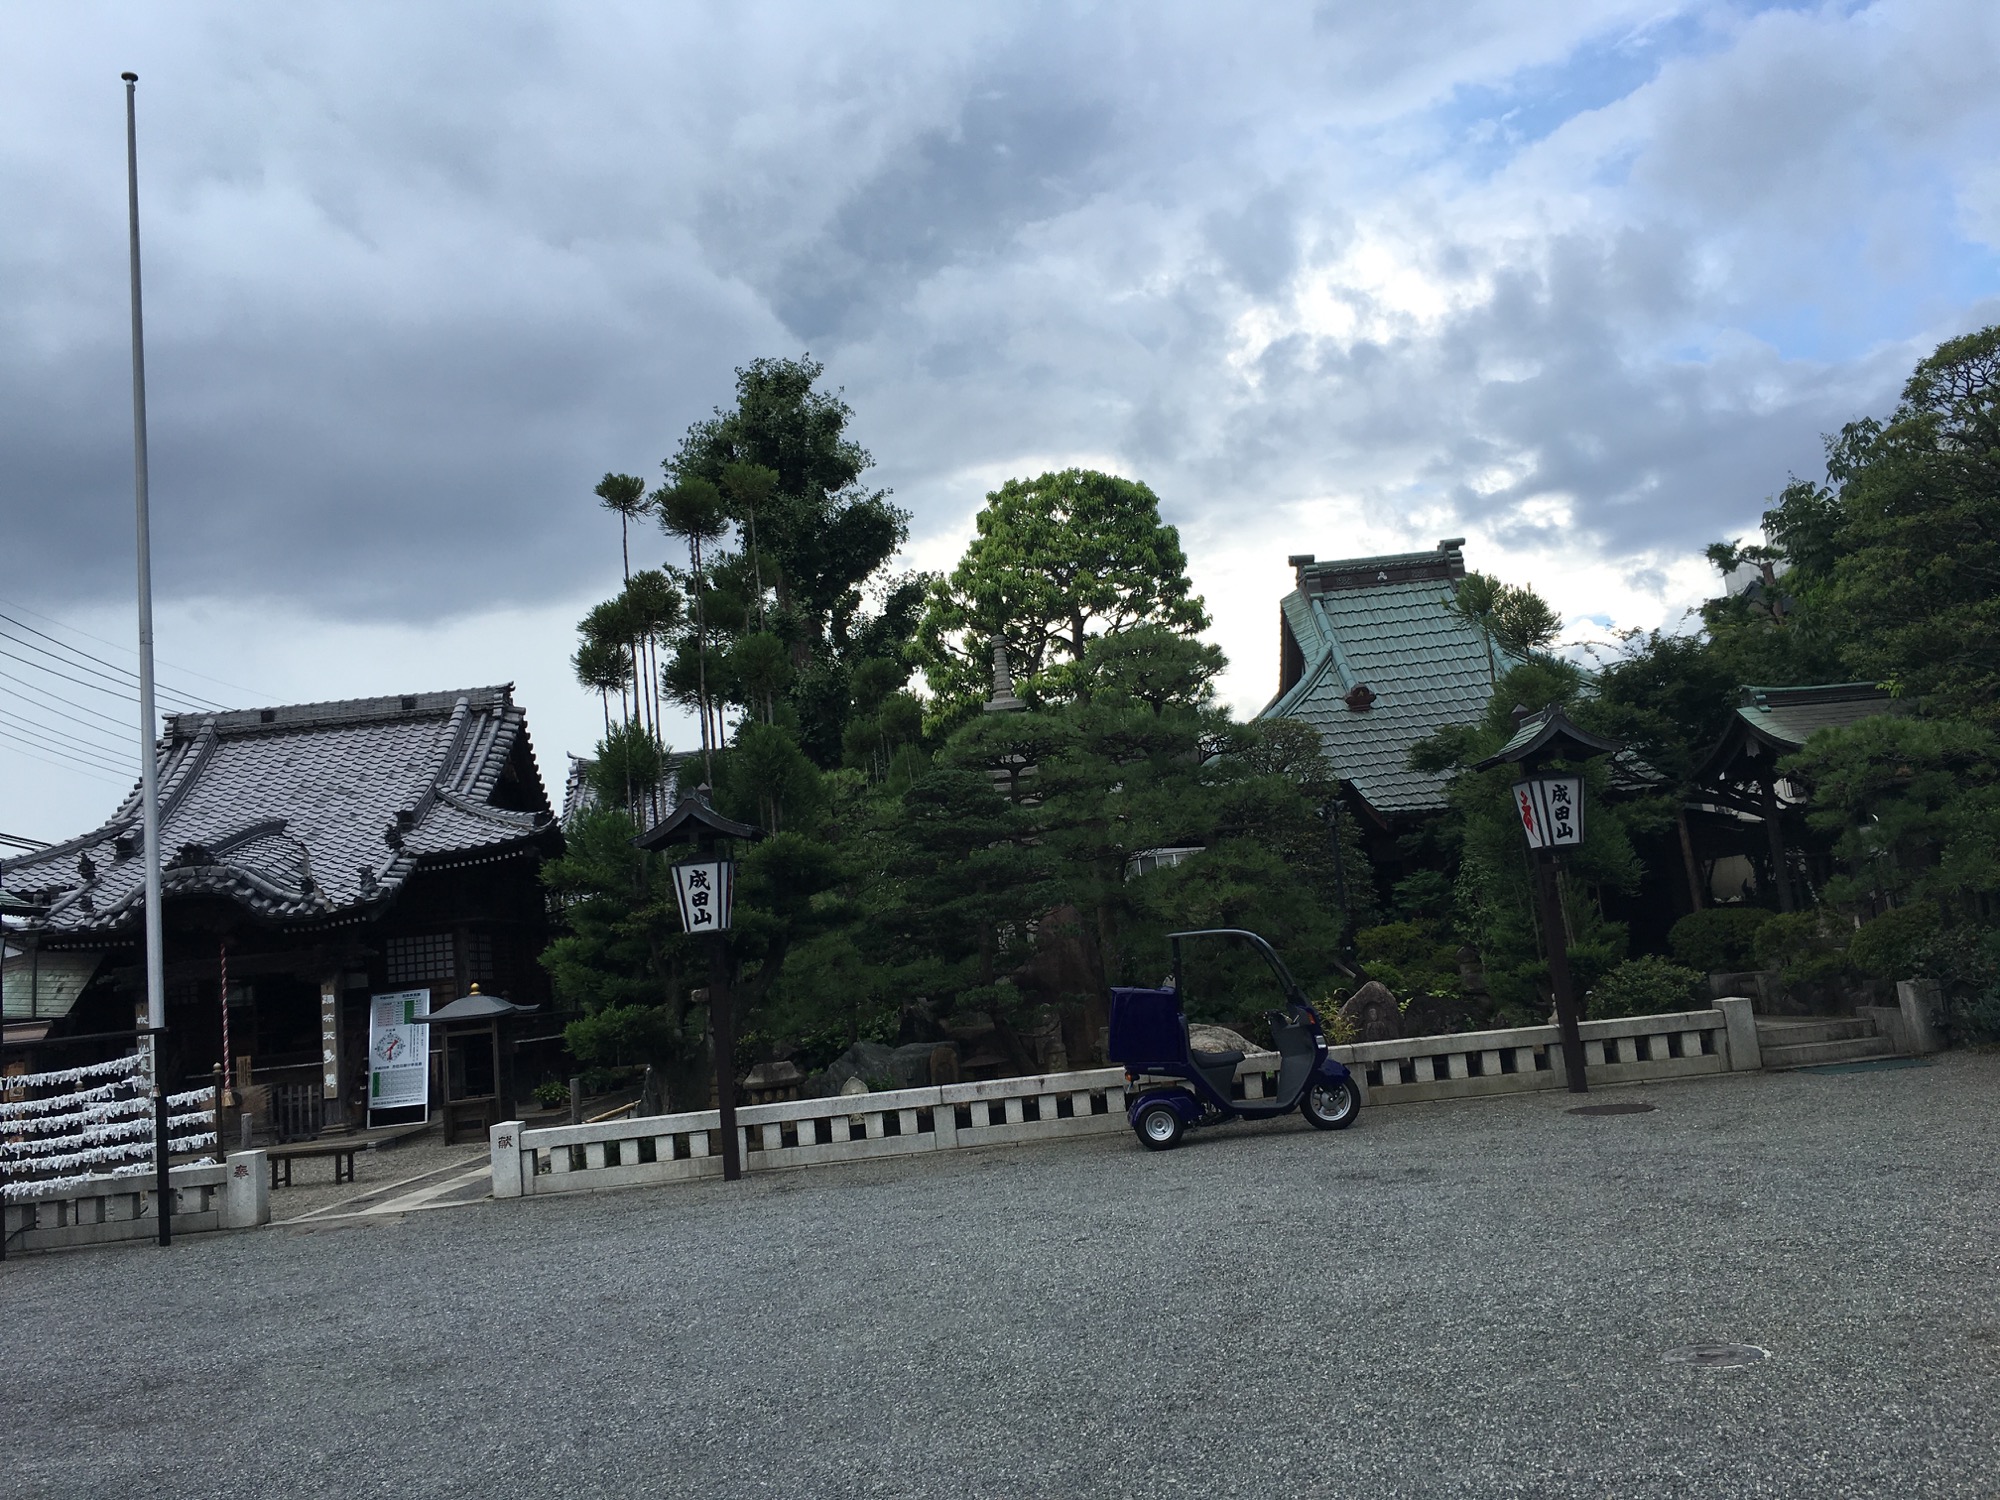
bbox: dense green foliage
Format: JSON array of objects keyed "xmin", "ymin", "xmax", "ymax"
[
  {"xmin": 1588, "ymin": 956, "xmax": 1705, "ymax": 1020},
  {"xmin": 916, "ymin": 469, "xmax": 1209, "ymax": 721},
  {"xmin": 545, "ymin": 370, "xmax": 1373, "ymax": 1077},
  {"xmin": 1667, "ymin": 907, "xmax": 1773, "ymax": 973},
  {"xmin": 546, "ymin": 325, "xmax": 2000, "ymax": 1085}
]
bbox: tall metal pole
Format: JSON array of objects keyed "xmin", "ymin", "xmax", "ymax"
[{"xmin": 123, "ymin": 71, "xmax": 171, "ymax": 1245}]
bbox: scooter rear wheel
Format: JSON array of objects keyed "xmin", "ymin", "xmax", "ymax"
[
  {"xmin": 1302, "ymin": 1077, "xmax": 1360, "ymax": 1130},
  {"xmin": 1134, "ymin": 1101, "xmax": 1185, "ymax": 1151}
]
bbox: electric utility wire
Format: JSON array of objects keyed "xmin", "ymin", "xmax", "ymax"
[
  {"xmin": 0, "ymin": 712, "xmax": 131, "ymax": 768},
  {"xmin": 0, "ymin": 598, "xmax": 265, "ymax": 704},
  {"xmin": 0, "ymin": 691, "xmax": 138, "ymax": 755},
  {"xmin": 0, "ymin": 669, "xmax": 138, "ymax": 739},
  {"xmin": 0, "ymin": 724, "xmax": 133, "ymax": 780},
  {"xmin": 0, "ymin": 737, "xmax": 128, "ymax": 787},
  {"xmin": 0, "ymin": 626, "xmax": 220, "ymax": 714},
  {"xmin": 0, "ymin": 640, "xmax": 207, "ymax": 718},
  {"xmin": 0, "ymin": 707, "xmax": 136, "ymax": 770},
  {"xmin": 0, "ymin": 699, "xmax": 132, "ymax": 757},
  {"xmin": 0, "ymin": 608, "xmax": 230, "ymax": 708}
]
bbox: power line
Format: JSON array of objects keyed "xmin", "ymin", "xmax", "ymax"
[
  {"xmin": 0, "ymin": 615, "xmax": 227, "ymax": 714},
  {"xmin": 0, "ymin": 596, "xmax": 265, "ymax": 705},
  {"xmin": 0, "ymin": 668, "xmax": 137, "ymax": 741},
  {"xmin": 0, "ymin": 635, "xmax": 216, "ymax": 718},
  {"xmin": 0, "ymin": 717, "xmax": 135, "ymax": 779},
  {"xmin": 0, "ymin": 737, "xmax": 130, "ymax": 788},
  {"xmin": 0, "ymin": 608, "xmax": 230, "ymax": 709},
  {"xmin": 0, "ymin": 706, "xmax": 136, "ymax": 771},
  {"xmin": 0, "ymin": 625, "xmax": 223, "ymax": 716}
]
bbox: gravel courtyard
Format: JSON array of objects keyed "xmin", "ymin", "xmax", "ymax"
[{"xmin": 6, "ymin": 1055, "xmax": 1997, "ymax": 1499}]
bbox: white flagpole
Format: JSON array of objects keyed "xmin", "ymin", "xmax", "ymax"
[{"xmin": 123, "ymin": 70, "xmax": 171, "ymax": 1245}]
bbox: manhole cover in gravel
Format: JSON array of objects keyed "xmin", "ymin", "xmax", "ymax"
[
  {"xmin": 1661, "ymin": 1343, "xmax": 1769, "ymax": 1368},
  {"xmin": 1568, "ymin": 1101, "xmax": 1657, "ymax": 1116}
]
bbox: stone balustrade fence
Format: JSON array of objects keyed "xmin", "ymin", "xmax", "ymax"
[
  {"xmin": 491, "ymin": 999, "xmax": 1762, "ymax": 1200},
  {"xmin": 1, "ymin": 1150, "xmax": 270, "ymax": 1254}
]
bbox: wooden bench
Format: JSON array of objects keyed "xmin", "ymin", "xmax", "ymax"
[{"xmin": 267, "ymin": 1139, "xmax": 362, "ymax": 1189}]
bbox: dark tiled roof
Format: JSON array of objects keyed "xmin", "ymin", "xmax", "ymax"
[
  {"xmin": 1259, "ymin": 542, "xmax": 1516, "ymax": 815},
  {"xmin": 0, "ymin": 686, "xmax": 555, "ymax": 936},
  {"xmin": 1697, "ymin": 683, "xmax": 1898, "ymax": 785}
]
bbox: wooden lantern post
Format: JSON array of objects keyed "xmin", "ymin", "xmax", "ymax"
[
  {"xmin": 633, "ymin": 789, "xmax": 762, "ymax": 1182},
  {"xmin": 1476, "ymin": 706, "xmax": 1622, "ymax": 1096}
]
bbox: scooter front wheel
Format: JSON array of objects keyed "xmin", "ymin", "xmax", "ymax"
[
  {"xmin": 1302, "ymin": 1077, "xmax": 1360, "ymax": 1131},
  {"xmin": 1134, "ymin": 1101, "xmax": 1185, "ymax": 1151}
]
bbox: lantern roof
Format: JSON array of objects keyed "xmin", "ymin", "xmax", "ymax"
[
  {"xmin": 1474, "ymin": 704, "xmax": 1621, "ymax": 771},
  {"xmin": 632, "ymin": 788, "xmax": 763, "ymax": 850}
]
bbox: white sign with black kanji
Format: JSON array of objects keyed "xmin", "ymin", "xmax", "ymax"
[
  {"xmin": 672, "ymin": 859, "xmax": 735, "ymax": 934},
  {"xmin": 1513, "ymin": 775, "xmax": 1584, "ymax": 849}
]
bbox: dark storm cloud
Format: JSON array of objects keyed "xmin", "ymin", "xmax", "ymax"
[
  {"xmin": 768, "ymin": 78, "xmax": 1120, "ymax": 340},
  {"xmin": 2, "ymin": 0, "xmax": 1996, "ymax": 637}
]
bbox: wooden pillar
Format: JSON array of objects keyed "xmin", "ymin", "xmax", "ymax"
[{"xmin": 1676, "ymin": 805, "xmax": 1705, "ymax": 912}]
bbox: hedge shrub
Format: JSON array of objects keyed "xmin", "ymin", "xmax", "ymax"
[
  {"xmin": 1667, "ymin": 907, "xmax": 1775, "ymax": 973},
  {"xmin": 1588, "ymin": 955, "xmax": 1705, "ymax": 1020}
]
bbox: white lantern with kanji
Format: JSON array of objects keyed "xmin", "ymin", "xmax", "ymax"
[
  {"xmin": 1512, "ymin": 773, "xmax": 1584, "ymax": 850},
  {"xmin": 671, "ymin": 858, "xmax": 736, "ymax": 933}
]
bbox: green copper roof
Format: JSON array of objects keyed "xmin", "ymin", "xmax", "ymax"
[
  {"xmin": 1260, "ymin": 545, "xmax": 1514, "ymax": 816},
  {"xmin": 1734, "ymin": 683, "xmax": 1894, "ymax": 749},
  {"xmin": 1696, "ymin": 683, "xmax": 1898, "ymax": 786}
]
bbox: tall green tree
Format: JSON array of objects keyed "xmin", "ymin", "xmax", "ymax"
[
  {"xmin": 664, "ymin": 356, "xmax": 920, "ymax": 766},
  {"xmin": 1761, "ymin": 325, "xmax": 2000, "ymax": 718},
  {"xmin": 917, "ymin": 469, "xmax": 1209, "ymax": 719}
]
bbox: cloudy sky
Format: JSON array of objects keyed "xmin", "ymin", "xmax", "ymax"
[{"xmin": 2, "ymin": 1, "xmax": 1996, "ymax": 841}]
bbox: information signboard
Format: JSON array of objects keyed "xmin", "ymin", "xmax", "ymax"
[{"xmin": 368, "ymin": 988, "xmax": 431, "ymax": 1113}]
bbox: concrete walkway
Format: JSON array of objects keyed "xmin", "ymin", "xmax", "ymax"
[{"xmin": 4, "ymin": 1053, "xmax": 1996, "ymax": 1498}]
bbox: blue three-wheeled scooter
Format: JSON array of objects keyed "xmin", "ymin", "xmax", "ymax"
[{"xmin": 1109, "ymin": 928, "xmax": 1361, "ymax": 1150}]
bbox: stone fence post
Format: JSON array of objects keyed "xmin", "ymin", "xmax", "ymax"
[
  {"xmin": 222, "ymin": 1150, "xmax": 270, "ymax": 1229},
  {"xmin": 1713, "ymin": 997, "xmax": 1762, "ymax": 1071},
  {"xmin": 491, "ymin": 1121, "xmax": 526, "ymax": 1198},
  {"xmin": 1895, "ymin": 980, "xmax": 1942, "ymax": 1054}
]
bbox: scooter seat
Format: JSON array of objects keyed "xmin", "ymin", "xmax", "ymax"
[{"xmin": 1190, "ymin": 1048, "xmax": 1244, "ymax": 1069}]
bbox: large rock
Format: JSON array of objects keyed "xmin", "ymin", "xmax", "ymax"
[
  {"xmin": 1188, "ymin": 1023, "xmax": 1256, "ymax": 1056},
  {"xmin": 814, "ymin": 1040, "xmax": 951, "ymax": 1095},
  {"xmin": 1339, "ymin": 981, "xmax": 1402, "ymax": 1043}
]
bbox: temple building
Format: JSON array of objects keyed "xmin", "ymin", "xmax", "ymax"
[
  {"xmin": 0, "ymin": 686, "xmax": 561, "ymax": 1134},
  {"xmin": 1258, "ymin": 539, "xmax": 1520, "ymax": 854}
]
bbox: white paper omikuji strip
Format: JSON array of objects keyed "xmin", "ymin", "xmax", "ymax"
[
  {"xmin": 4, "ymin": 1095, "xmax": 152, "ymax": 1136},
  {"xmin": 1, "ymin": 1130, "xmax": 217, "ymax": 1173},
  {"xmin": 0, "ymin": 1055, "xmax": 143, "ymax": 1093},
  {"xmin": 167, "ymin": 1087, "xmax": 218, "ymax": 1109},
  {"xmin": 1, "ymin": 1118, "xmax": 155, "ymax": 1154},
  {"xmin": 1, "ymin": 1140, "xmax": 152, "ymax": 1172},
  {"xmin": 0, "ymin": 1161, "xmax": 155, "ymax": 1202},
  {"xmin": 0, "ymin": 1079, "xmax": 136, "ymax": 1119}
]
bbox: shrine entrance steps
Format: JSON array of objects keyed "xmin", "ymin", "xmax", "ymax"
[{"xmin": 1755, "ymin": 1014, "xmax": 1903, "ymax": 1070}]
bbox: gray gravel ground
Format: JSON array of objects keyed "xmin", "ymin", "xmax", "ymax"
[{"xmin": 5, "ymin": 1054, "xmax": 1997, "ymax": 1499}]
